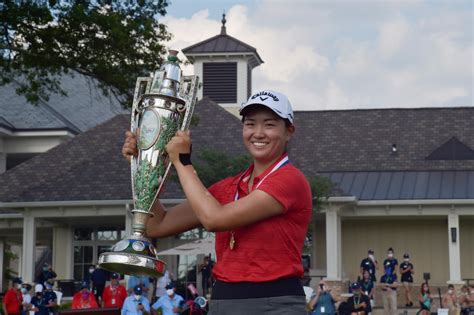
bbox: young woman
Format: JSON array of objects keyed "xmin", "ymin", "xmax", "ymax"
[
  {"xmin": 359, "ymin": 270, "xmax": 375, "ymax": 308},
  {"xmin": 418, "ymin": 283, "xmax": 432, "ymax": 315},
  {"xmin": 400, "ymin": 253, "xmax": 414, "ymax": 307},
  {"xmin": 123, "ymin": 90, "xmax": 312, "ymax": 314}
]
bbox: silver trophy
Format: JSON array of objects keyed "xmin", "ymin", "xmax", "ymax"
[{"xmin": 98, "ymin": 50, "xmax": 199, "ymax": 277}]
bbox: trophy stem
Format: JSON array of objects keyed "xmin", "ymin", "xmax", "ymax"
[{"xmin": 131, "ymin": 209, "xmax": 151, "ymax": 235}]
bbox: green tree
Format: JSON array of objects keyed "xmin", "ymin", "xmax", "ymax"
[
  {"xmin": 0, "ymin": 0, "xmax": 170, "ymax": 107},
  {"xmin": 192, "ymin": 149, "xmax": 252, "ymax": 187}
]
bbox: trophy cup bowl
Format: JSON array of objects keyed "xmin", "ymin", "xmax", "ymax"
[{"xmin": 98, "ymin": 51, "xmax": 199, "ymax": 277}]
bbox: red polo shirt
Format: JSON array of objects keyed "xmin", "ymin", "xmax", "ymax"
[
  {"xmin": 102, "ymin": 284, "xmax": 127, "ymax": 308},
  {"xmin": 208, "ymin": 154, "xmax": 312, "ymax": 282},
  {"xmin": 4, "ymin": 288, "xmax": 23, "ymax": 315}
]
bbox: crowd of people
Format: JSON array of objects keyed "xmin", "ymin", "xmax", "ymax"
[
  {"xmin": 1, "ymin": 263, "xmax": 209, "ymax": 315},
  {"xmin": 306, "ymin": 247, "xmax": 474, "ymax": 315}
]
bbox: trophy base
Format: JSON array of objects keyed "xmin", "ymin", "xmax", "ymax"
[{"xmin": 98, "ymin": 235, "xmax": 166, "ymax": 278}]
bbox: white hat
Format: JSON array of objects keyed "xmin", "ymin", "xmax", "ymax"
[
  {"xmin": 240, "ymin": 90, "xmax": 294, "ymax": 124},
  {"xmin": 35, "ymin": 284, "xmax": 43, "ymax": 293}
]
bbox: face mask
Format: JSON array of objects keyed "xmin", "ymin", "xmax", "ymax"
[
  {"xmin": 15, "ymin": 283, "xmax": 22, "ymax": 289},
  {"xmin": 82, "ymin": 292, "xmax": 89, "ymax": 299},
  {"xmin": 45, "ymin": 284, "xmax": 53, "ymax": 290},
  {"xmin": 166, "ymin": 289, "xmax": 174, "ymax": 296},
  {"xmin": 21, "ymin": 288, "xmax": 27, "ymax": 294},
  {"xmin": 89, "ymin": 269, "xmax": 94, "ymax": 274},
  {"xmin": 388, "ymin": 253, "xmax": 393, "ymax": 258},
  {"xmin": 134, "ymin": 294, "xmax": 141, "ymax": 300},
  {"xmin": 448, "ymin": 290, "xmax": 453, "ymax": 294},
  {"xmin": 369, "ymin": 255, "xmax": 374, "ymax": 260},
  {"xmin": 404, "ymin": 258, "xmax": 409, "ymax": 262},
  {"xmin": 43, "ymin": 267, "xmax": 48, "ymax": 272}
]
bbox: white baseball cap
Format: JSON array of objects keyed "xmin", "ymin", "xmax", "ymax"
[
  {"xmin": 240, "ymin": 90, "xmax": 294, "ymax": 124},
  {"xmin": 35, "ymin": 284, "xmax": 43, "ymax": 293}
]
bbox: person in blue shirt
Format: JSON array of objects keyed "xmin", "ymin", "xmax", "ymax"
[
  {"xmin": 380, "ymin": 267, "xmax": 398, "ymax": 315},
  {"xmin": 308, "ymin": 281, "xmax": 338, "ymax": 315},
  {"xmin": 382, "ymin": 247, "xmax": 398, "ymax": 276},
  {"xmin": 30, "ymin": 283, "xmax": 57, "ymax": 315},
  {"xmin": 127, "ymin": 276, "xmax": 150, "ymax": 296},
  {"xmin": 151, "ymin": 282, "xmax": 185, "ymax": 315},
  {"xmin": 122, "ymin": 285, "xmax": 150, "ymax": 315},
  {"xmin": 90, "ymin": 265, "xmax": 108, "ymax": 304},
  {"xmin": 360, "ymin": 249, "xmax": 379, "ymax": 282}
]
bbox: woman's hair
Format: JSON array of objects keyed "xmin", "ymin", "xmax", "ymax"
[{"xmin": 421, "ymin": 283, "xmax": 430, "ymax": 294}]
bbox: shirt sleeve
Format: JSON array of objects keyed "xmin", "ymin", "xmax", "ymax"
[
  {"xmin": 152, "ymin": 298, "xmax": 162, "ymax": 310},
  {"xmin": 143, "ymin": 299, "xmax": 150, "ymax": 312}
]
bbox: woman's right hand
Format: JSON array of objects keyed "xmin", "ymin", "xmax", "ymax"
[{"xmin": 122, "ymin": 131, "xmax": 138, "ymax": 161}]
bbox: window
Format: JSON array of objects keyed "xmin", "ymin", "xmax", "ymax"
[{"xmin": 72, "ymin": 227, "xmax": 123, "ymax": 281}]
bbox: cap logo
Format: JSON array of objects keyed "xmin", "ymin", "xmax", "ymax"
[{"xmin": 251, "ymin": 91, "xmax": 279, "ymax": 102}]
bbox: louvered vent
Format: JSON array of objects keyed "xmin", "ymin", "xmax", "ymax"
[{"xmin": 203, "ymin": 62, "xmax": 237, "ymax": 103}]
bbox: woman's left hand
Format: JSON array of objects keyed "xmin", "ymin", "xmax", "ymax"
[{"xmin": 166, "ymin": 130, "xmax": 192, "ymax": 165}]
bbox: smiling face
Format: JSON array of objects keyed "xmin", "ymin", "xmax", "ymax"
[{"xmin": 242, "ymin": 106, "xmax": 294, "ymax": 167}]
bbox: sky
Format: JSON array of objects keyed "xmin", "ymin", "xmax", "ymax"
[{"xmin": 162, "ymin": 0, "xmax": 473, "ymax": 111}]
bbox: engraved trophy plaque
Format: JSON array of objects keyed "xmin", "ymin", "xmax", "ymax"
[{"xmin": 98, "ymin": 50, "xmax": 199, "ymax": 277}]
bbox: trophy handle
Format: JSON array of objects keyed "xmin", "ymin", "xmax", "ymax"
[{"xmin": 179, "ymin": 75, "xmax": 200, "ymax": 131}]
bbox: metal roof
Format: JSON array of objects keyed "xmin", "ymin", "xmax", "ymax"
[{"xmin": 322, "ymin": 171, "xmax": 474, "ymax": 200}]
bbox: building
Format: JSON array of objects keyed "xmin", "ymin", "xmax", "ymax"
[
  {"xmin": 182, "ymin": 13, "xmax": 263, "ymax": 116},
  {"xmin": 0, "ymin": 15, "xmax": 472, "ymax": 297}
]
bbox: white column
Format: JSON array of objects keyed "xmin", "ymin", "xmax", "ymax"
[
  {"xmin": 237, "ymin": 59, "xmax": 248, "ymax": 106},
  {"xmin": 194, "ymin": 60, "xmax": 203, "ymax": 100},
  {"xmin": 325, "ymin": 207, "xmax": 342, "ymax": 280},
  {"xmin": 0, "ymin": 239, "xmax": 4, "ymax": 292},
  {"xmin": 447, "ymin": 213, "xmax": 462, "ymax": 283},
  {"xmin": 21, "ymin": 212, "xmax": 36, "ymax": 283}
]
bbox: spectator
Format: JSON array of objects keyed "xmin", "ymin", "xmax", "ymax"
[
  {"xmin": 72, "ymin": 282, "xmax": 98, "ymax": 309},
  {"xmin": 42, "ymin": 279, "xmax": 58, "ymax": 314},
  {"xmin": 460, "ymin": 285, "xmax": 474, "ymax": 314},
  {"xmin": 154, "ymin": 270, "xmax": 171, "ymax": 302},
  {"xmin": 128, "ymin": 275, "xmax": 150, "ymax": 296},
  {"xmin": 20, "ymin": 283, "xmax": 32, "ymax": 315},
  {"xmin": 382, "ymin": 248, "xmax": 398, "ymax": 276},
  {"xmin": 36, "ymin": 263, "xmax": 57, "ymax": 287},
  {"xmin": 102, "ymin": 273, "xmax": 127, "ymax": 308},
  {"xmin": 342, "ymin": 282, "xmax": 372, "ymax": 315},
  {"xmin": 399, "ymin": 253, "xmax": 414, "ymax": 307},
  {"xmin": 360, "ymin": 249, "xmax": 378, "ymax": 282},
  {"xmin": 308, "ymin": 281, "xmax": 338, "ymax": 315},
  {"xmin": 91, "ymin": 265, "xmax": 108, "ymax": 304},
  {"xmin": 83, "ymin": 265, "xmax": 95, "ymax": 289},
  {"xmin": 380, "ymin": 266, "xmax": 398, "ymax": 315},
  {"xmin": 3, "ymin": 277, "xmax": 23, "ymax": 315},
  {"xmin": 151, "ymin": 282, "xmax": 185, "ymax": 315},
  {"xmin": 198, "ymin": 256, "xmax": 213, "ymax": 296},
  {"xmin": 359, "ymin": 270, "xmax": 375, "ymax": 309},
  {"xmin": 30, "ymin": 284, "xmax": 48, "ymax": 315},
  {"xmin": 418, "ymin": 283, "xmax": 432, "ymax": 315},
  {"xmin": 122, "ymin": 285, "xmax": 150, "ymax": 315},
  {"xmin": 443, "ymin": 284, "xmax": 460, "ymax": 315}
]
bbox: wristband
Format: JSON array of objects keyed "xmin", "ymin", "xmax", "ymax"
[{"xmin": 179, "ymin": 153, "xmax": 192, "ymax": 166}]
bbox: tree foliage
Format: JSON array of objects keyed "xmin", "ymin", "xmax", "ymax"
[
  {"xmin": 0, "ymin": 0, "xmax": 170, "ymax": 107},
  {"xmin": 193, "ymin": 150, "xmax": 252, "ymax": 188}
]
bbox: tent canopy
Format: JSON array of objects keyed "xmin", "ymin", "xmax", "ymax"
[{"xmin": 157, "ymin": 238, "xmax": 215, "ymax": 256}]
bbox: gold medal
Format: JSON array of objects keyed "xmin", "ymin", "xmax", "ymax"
[{"xmin": 229, "ymin": 231, "xmax": 236, "ymax": 250}]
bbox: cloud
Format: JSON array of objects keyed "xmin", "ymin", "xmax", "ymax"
[{"xmin": 163, "ymin": 1, "xmax": 473, "ymax": 110}]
